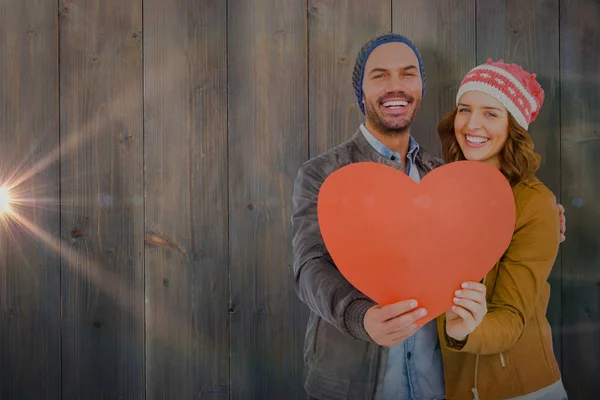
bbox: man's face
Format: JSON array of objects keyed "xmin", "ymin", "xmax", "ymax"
[{"xmin": 361, "ymin": 42, "xmax": 423, "ymax": 135}]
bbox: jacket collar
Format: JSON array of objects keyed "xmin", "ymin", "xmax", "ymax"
[{"xmin": 350, "ymin": 127, "xmax": 443, "ymax": 174}]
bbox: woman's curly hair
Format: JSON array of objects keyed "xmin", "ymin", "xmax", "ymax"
[{"xmin": 437, "ymin": 108, "xmax": 541, "ymax": 186}]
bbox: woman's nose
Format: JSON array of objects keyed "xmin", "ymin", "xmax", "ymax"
[{"xmin": 466, "ymin": 113, "xmax": 482, "ymax": 130}]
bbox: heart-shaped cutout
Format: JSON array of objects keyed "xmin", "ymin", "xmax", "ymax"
[{"xmin": 317, "ymin": 161, "xmax": 515, "ymax": 326}]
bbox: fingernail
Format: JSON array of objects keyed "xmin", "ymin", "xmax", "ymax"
[
  {"xmin": 455, "ymin": 290, "xmax": 462, "ymax": 296},
  {"xmin": 410, "ymin": 300, "xmax": 418, "ymax": 308},
  {"xmin": 462, "ymin": 282, "xmax": 469, "ymax": 288},
  {"xmin": 418, "ymin": 309, "xmax": 427, "ymax": 317},
  {"xmin": 453, "ymin": 297, "xmax": 460, "ymax": 303}
]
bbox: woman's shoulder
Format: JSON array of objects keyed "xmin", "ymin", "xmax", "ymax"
[{"xmin": 512, "ymin": 178, "xmax": 558, "ymax": 219}]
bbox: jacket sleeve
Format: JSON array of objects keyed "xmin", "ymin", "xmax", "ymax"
[
  {"xmin": 292, "ymin": 160, "xmax": 377, "ymax": 342},
  {"xmin": 447, "ymin": 184, "xmax": 560, "ymax": 354}
]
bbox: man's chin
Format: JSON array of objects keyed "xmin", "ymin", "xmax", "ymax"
[{"xmin": 381, "ymin": 118, "xmax": 411, "ymax": 133}]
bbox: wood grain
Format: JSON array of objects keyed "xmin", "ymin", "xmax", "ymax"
[
  {"xmin": 228, "ymin": 1, "xmax": 308, "ymax": 397},
  {"xmin": 144, "ymin": 0, "xmax": 229, "ymax": 398},
  {"xmin": 560, "ymin": 0, "xmax": 600, "ymax": 397},
  {"xmin": 59, "ymin": 0, "xmax": 144, "ymax": 398},
  {"xmin": 0, "ymin": 1, "xmax": 60, "ymax": 398}
]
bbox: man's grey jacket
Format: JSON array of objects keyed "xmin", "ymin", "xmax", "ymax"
[{"xmin": 291, "ymin": 128, "xmax": 443, "ymax": 400}]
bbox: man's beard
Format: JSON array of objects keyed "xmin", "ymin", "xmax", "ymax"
[{"xmin": 364, "ymin": 93, "xmax": 420, "ymax": 136}]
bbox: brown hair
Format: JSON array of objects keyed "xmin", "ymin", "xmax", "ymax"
[{"xmin": 437, "ymin": 108, "xmax": 541, "ymax": 186}]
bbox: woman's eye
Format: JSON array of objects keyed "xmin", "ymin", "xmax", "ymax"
[{"xmin": 458, "ymin": 108, "xmax": 469, "ymax": 113}]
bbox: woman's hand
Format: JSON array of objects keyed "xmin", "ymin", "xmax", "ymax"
[{"xmin": 445, "ymin": 281, "xmax": 487, "ymax": 342}]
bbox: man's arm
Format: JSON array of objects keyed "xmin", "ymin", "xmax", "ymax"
[
  {"xmin": 292, "ymin": 160, "xmax": 425, "ymax": 344},
  {"xmin": 291, "ymin": 161, "xmax": 376, "ymax": 341}
]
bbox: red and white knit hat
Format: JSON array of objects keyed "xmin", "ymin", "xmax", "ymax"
[{"xmin": 456, "ymin": 59, "xmax": 545, "ymax": 130}]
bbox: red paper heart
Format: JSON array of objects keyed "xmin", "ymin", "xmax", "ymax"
[{"xmin": 317, "ymin": 161, "xmax": 515, "ymax": 325}]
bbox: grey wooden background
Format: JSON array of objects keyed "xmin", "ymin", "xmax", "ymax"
[{"xmin": 0, "ymin": 0, "xmax": 599, "ymax": 399}]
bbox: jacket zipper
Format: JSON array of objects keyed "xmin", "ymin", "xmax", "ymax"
[{"xmin": 500, "ymin": 352, "xmax": 506, "ymax": 368}]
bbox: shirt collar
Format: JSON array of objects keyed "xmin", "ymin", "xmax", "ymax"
[{"xmin": 359, "ymin": 123, "xmax": 420, "ymax": 163}]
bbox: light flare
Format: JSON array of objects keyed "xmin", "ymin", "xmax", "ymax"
[{"xmin": 0, "ymin": 186, "xmax": 13, "ymax": 213}]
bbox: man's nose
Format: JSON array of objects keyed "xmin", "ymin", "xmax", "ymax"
[{"xmin": 387, "ymin": 75, "xmax": 407, "ymax": 93}]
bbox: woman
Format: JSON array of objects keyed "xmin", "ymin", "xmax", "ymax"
[{"xmin": 436, "ymin": 59, "xmax": 567, "ymax": 400}]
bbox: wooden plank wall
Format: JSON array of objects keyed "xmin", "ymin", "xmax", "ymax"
[
  {"xmin": 228, "ymin": 1, "xmax": 308, "ymax": 398},
  {"xmin": 0, "ymin": 0, "xmax": 599, "ymax": 399},
  {"xmin": 59, "ymin": 0, "xmax": 145, "ymax": 398},
  {"xmin": 0, "ymin": 1, "xmax": 61, "ymax": 399},
  {"xmin": 143, "ymin": 1, "xmax": 229, "ymax": 399},
  {"xmin": 560, "ymin": 0, "xmax": 600, "ymax": 397}
]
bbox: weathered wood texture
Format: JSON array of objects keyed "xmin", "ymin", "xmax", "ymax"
[
  {"xmin": 59, "ymin": 0, "xmax": 145, "ymax": 398},
  {"xmin": 309, "ymin": 0, "xmax": 391, "ymax": 157},
  {"xmin": 228, "ymin": 1, "xmax": 309, "ymax": 398},
  {"xmin": 143, "ymin": 0, "xmax": 229, "ymax": 398},
  {"xmin": 0, "ymin": 1, "xmax": 61, "ymax": 399},
  {"xmin": 392, "ymin": 0, "xmax": 476, "ymax": 156},
  {"xmin": 560, "ymin": 0, "xmax": 600, "ymax": 398},
  {"xmin": 476, "ymin": 0, "xmax": 563, "ymax": 365},
  {"xmin": 1, "ymin": 0, "xmax": 600, "ymax": 399}
]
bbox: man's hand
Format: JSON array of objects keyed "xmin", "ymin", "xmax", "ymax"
[
  {"xmin": 558, "ymin": 203, "xmax": 566, "ymax": 243},
  {"xmin": 445, "ymin": 282, "xmax": 487, "ymax": 342},
  {"xmin": 364, "ymin": 300, "xmax": 427, "ymax": 347}
]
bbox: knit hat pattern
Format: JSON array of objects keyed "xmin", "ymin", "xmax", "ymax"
[
  {"xmin": 352, "ymin": 33, "xmax": 425, "ymax": 114},
  {"xmin": 456, "ymin": 59, "xmax": 545, "ymax": 129}
]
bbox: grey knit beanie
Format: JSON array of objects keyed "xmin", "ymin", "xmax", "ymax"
[{"xmin": 353, "ymin": 33, "xmax": 425, "ymax": 114}]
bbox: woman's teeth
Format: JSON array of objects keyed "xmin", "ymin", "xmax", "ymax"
[{"xmin": 466, "ymin": 135, "xmax": 489, "ymax": 144}]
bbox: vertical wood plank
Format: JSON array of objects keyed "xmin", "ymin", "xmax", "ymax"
[
  {"xmin": 560, "ymin": 0, "xmax": 600, "ymax": 397},
  {"xmin": 308, "ymin": 0, "xmax": 391, "ymax": 157},
  {"xmin": 392, "ymin": 0, "xmax": 476, "ymax": 156},
  {"xmin": 59, "ymin": 0, "xmax": 144, "ymax": 398},
  {"xmin": 228, "ymin": 1, "xmax": 308, "ymax": 397},
  {"xmin": 144, "ymin": 0, "xmax": 229, "ymax": 398},
  {"xmin": 0, "ymin": 1, "xmax": 60, "ymax": 398},
  {"xmin": 476, "ymin": 0, "xmax": 563, "ymax": 366}
]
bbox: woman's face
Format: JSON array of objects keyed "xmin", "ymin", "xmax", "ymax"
[{"xmin": 454, "ymin": 91, "xmax": 509, "ymax": 169}]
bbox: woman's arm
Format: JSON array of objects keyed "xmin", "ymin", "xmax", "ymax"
[{"xmin": 445, "ymin": 182, "xmax": 560, "ymax": 354}]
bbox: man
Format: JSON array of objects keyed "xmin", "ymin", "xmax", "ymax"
[{"xmin": 291, "ymin": 33, "xmax": 565, "ymax": 399}]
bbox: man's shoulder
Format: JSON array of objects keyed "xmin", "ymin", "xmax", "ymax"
[{"xmin": 299, "ymin": 137, "xmax": 360, "ymax": 178}]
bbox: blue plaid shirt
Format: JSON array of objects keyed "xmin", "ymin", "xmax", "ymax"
[{"xmin": 360, "ymin": 124, "xmax": 445, "ymax": 400}]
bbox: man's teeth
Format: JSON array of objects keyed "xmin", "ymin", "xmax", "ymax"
[
  {"xmin": 466, "ymin": 135, "xmax": 489, "ymax": 144},
  {"xmin": 383, "ymin": 100, "xmax": 408, "ymax": 107}
]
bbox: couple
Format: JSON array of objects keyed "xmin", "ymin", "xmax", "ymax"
[{"xmin": 292, "ymin": 33, "xmax": 567, "ymax": 400}]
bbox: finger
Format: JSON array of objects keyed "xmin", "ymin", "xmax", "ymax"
[
  {"xmin": 453, "ymin": 298, "xmax": 483, "ymax": 318},
  {"xmin": 452, "ymin": 305, "xmax": 476, "ymax": 323},
  {"xmin": 378, "ymin": 299, "xmax": 419, "ymax": 321},
  {"xmin": 557, "ymin": 203, "xmax": 565, "ymax": 213},
  {"xmin": 461, "ymin": 282, "xmax": 486, "ymax": 293},
  {"xmin": 455, "ymin": 289, "xmax": 486, "ymax": 304},
  {"xmin": 386, "ymin": 308, "xmax": 427, "ymax": 333},
  {"xmin": 560, "ymin": 234, "xmax": 566, "ymax": 243},
  {"xmin": 387, "ymin": 324, "xmax": 420, "ymax": 345}
]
